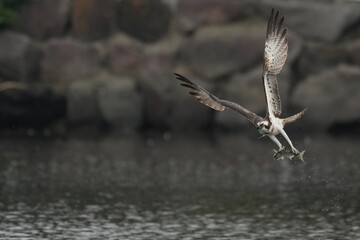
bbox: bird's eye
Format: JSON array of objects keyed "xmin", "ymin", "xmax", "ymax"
[{"xmin": 265, "ymin": 125, "xmax": 270, "ymax": 129}]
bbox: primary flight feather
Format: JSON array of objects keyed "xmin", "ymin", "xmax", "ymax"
[{"xmin": 174, "ymin": 9, "xmax": 307, "ymax": 160}]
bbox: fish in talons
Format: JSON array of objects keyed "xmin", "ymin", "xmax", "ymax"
[
  {"xmin": 174, "ymin": 9, "xmax": 307, "ymax": 159},
  {"xmin": 273, "ymin": 149, "xmax": 306, "ymax": 163}
]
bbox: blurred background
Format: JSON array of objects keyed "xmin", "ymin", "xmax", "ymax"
[
  {"xmin": 0, "ymin": 0, "xmax": 360, "ymax": 239},
  {"xmin": 0, "ymin": 0, "xmax": 359, "ymax": 135}
]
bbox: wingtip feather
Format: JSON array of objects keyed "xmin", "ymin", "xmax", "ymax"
[
  {"xmin": 174, "ymin": 72, "xmax": 193, "ymax": 85},
  {"xmin": 267, "ymin": 9, "xmax": 286, "ymax": 38},
  {"xmin": 180, "ymin": 83, "xmax": 197, "ymax": 90}
]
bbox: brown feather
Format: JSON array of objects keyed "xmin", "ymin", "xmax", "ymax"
[
  {"xmin": 174, "ymin": 73, "xmax": 225, "ymax": 111},
  {"xmin": 281, "ymin": 108, "xmax": 307, "ymax": 126},
  {"xmin": 263, "ymin": 9, "xmax": 288, "ymax": 118},
  {"xmin": 174, "ymin": 73, "xmax": 263, "ymax": 124}
]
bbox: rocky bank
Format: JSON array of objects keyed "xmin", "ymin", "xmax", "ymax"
[{"xmin": 0, "ymin": 0, "xmax": 359, "ymax": 135}]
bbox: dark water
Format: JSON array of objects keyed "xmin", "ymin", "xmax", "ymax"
[{"xmin": 0, "ymin": 133, "xmax": 359, "ymax": 239}]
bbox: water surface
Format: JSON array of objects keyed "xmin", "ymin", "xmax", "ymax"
[{"xmin": 0, "ymin": 133, "xmax": 359, "ymax": 239}]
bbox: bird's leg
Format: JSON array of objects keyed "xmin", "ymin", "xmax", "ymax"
[
  {"xmin": 268, "ymin": 135, "xmax": 285, "ymax": 159},
  {"xmin": 278, "ymin": 128, "xmax": 299, "ymax": 155},
  {"xmin": 268, "ymin": 135, "xmax": 284, "ymax": 150}
]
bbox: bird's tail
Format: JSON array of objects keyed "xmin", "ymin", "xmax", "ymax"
[{"xmin": 281, "ymin": 108, "xmax": 307, "ymax": 126}]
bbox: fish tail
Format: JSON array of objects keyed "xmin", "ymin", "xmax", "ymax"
[{"xmin": 297, "ymin": 150, "xmax": 306, "ymax": 163}]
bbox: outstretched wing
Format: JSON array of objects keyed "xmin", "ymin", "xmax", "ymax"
[
  {"xmin": 174, "ymin": 73, "xmax": 225, "ymax": 111},
  {"xmin": 263, "ymin": 9, "xmax": 288, "ymax": 118},
  {"xmin": 174, "ymin": 73, "xmax": 263, "ymax": 124}
]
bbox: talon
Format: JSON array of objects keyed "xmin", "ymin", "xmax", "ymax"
[
  {"xmin": 273, "ymin": 153, "xmax": 282, "ymax": 160},
  {"xmin": 273, "ymin": 147, "xmax": 285, "ymax": 159},
  {"xmin": 292, "ymin": 148, "xmax": 299, "ymax": 155}
]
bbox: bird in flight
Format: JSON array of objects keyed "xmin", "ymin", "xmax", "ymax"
[{"xmin": 174, "ymin": 9, "xmax": 306, "ymax": 159}]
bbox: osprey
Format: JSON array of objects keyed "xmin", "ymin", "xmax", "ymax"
[{"xmin": 174, "ymin": 9, "xmax": 306, "ymax": 158}]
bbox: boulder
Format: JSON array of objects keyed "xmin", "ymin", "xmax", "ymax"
[
  {"xmin": 295, "ymin": 42, "xmax": 347, "ymax": 79},
  {"xmin": 181, "ymin": 22, "xmax": 265, "ymax": 80},
  {"xmin": 344, "ymin": 40, "xmax": 360, "ymax": 66},
  {"xmin": 292, "ymin": 65, "xmax": 360, "ymax": 127},
  {"xmin": 0, "ymin": 82, "xmax": 65, "ymax": 128},
  {"xmin": 177, "ymin": 0, "xmax": 253, "ymax": 31},
  {"xmin": 106, "ymin": 34, "xmax": 144, "ymax": 76},
  {"xmin": 0, "ymin": 31, "xmax": 42, "ymax": 82},
  {"xmin": 115, "ymin": 0, "xmax": 171, "ymax": 42},
  {"xmin": 18, "ymin": 0, "xmax": 71, "ymax": 40},
  {"xmin": 215, "ymin": 65, "xmax": 291, "ymax": 129},
  {"xmin": 163, "ymin": 0, "xmax": 178, "ymax": 9},
  {"xmin": 138, "ymin": 49, "xmax": 176, "ymax": 130},
  {"xmin": 98, "ymin": 77, "xmax": 142, "ymax": 131},
  {"xmin": 169, "ymin": 73, "xmax": 214, "ymax": 131},
  {"xmin": 41, "ymin": 39, "xmax": 100, "ymax": 85},
  {"xmin": 257, "ymin": 1, "xmax": 360, "ymax": 42},
  {"xmin": 285, "ymin": 31, "xmax": 303, "ymax": 66},
  {"xmin": 67, "ymin": 77, "xmax": 104, "ymax": 125},
  {"xmin": 72, "ymin": 0, "xmax": 116, "ymax": 41}
]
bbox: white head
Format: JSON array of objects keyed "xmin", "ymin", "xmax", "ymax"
[{"xmin": 257, "ymin": 120, "xmax": 271, "ymax": 134}]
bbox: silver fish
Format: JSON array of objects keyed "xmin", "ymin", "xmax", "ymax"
[{"xmin": 273, "ymin": 149, "xmax": 306, "ymax": 163}]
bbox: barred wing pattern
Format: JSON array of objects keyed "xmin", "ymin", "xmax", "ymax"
[
  {"xmin": 174, "ymin": 73, "xmax": 225, "ymax": 111},
  {"xmin": 174, "ymin": 73, "xmax": 262, "ymax": 125},
  {"xmin": 263, "ymin": 9, "xmax": 288, "ymax": 118}
]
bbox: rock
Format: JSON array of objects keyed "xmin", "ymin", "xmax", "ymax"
[
  {"xmin": 0, "ymin": 31, "xmax": 42, "ymax": 82},
  {"xmin": 106, "ymin": 34, "xmax": 144, "ymax": 76},
  {"xmin": 0, "ymin": 82, "xmax": 65, "ymax": 128},
  {"xmin": 141, "ymin": 77, "xmax": 173, "ymax": 130},
  {"xmin": 98, "ymin": 77, "xmax": 142, "ymax": 131},
  {"xmin": 286, "ymin": 31, "xmax": 303, "ymax": 66},
  {"xmin": 115, "ymin": 0, "xmax": 171, "ymax": 42},
  {"xmin": 292, "ymin": 65, "xmax": 360, "ymax": 127},
  {"xmin": 18, "ymin": 0, "xmax": 71, "ymax": 40},
  {"xmin": 169, "ymin": 73, "xmax": 214, "ymax": 131},
  {"xmin": 138, "ymin": 49, "xmax": 176, "ymax": 130},
  {"xmin": 163, "ymin": 0, "xmax": 178, "ymax": 10},
  {"xmin": 344, "ymin": 40, "xmax": 360, "ymax": 65},
  {"xmin": 295, "ymin": 42, "xmax": 348, "ymax": 79},
  {"xmin": 41, "ymin": 39, "xmax": 100, "ymax": 85},
  {"xmin": 67, "ymin": 77, "xmax": 104, "ymax": 125},
  {"xmin": 180, "ymin": 22, "xmax": 265, "ymax": 80},
  {"xmin": 177, "ymin": 0, "xmax": 253, "ymax": 31},
  {"xmin": 257, "ymin": 1, "xmax": 360, "ymax": 42},
  {"xmin": 72, "ymin": 0, "xmax": 116, "ymax": 41},
  {"xmin": 215, "ymin": 65, "xmax": 291, "ymax": 129}
]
